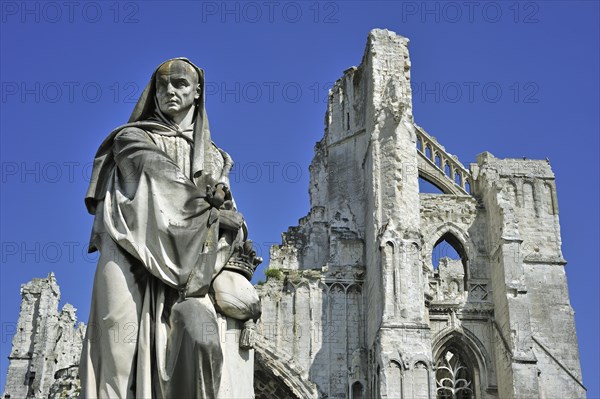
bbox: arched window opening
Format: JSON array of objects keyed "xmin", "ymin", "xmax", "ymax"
[
  {"xmin": 417, "ymin": 136, "xmax": 423, "ymax": 151},
  {"xmin": 464, "ymin": 180, "xmax": 471, "ymax": 194},
  {"xmin": 351, "ymin": 381, "xmax": 364, "ymax": 399},
  {"xmin": 435, "ymin": 154, "xmax": 442, "ymax": 168},
  {"xmin": 425, "ymin": 145, "xmax": 433, "ymax": 160},
  {"xmin": 436, "ymin": 349, "xmax": 474, "ymax": 399},
  {"xmin": 419, "ymin": 176, "xmax": 445, "ymax": 194},
  {"xmin": 431, "ymin": 232, "xmax": 468, "ymax": 295},
  {"xmin": 454, "ymin": 171, "xmax": 462, "ymax": 186},
  {"xmin": 444, "ymin": 163, "xmax": 451, "ymax": 177},
  {"xmin": 431, "ymin": 233, "xmax": 465, "ymax": 271}
]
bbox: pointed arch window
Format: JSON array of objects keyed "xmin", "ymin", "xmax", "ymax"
[
  {"xmin": 431, "ymin": 233, "xmax": 466, "ymax": 271},
  {"xmin": 444, "ymin": 163, "xmax": 451, "ymax": 177},
  {"xmin": 435, "ymin": 154, "xmax": 442, "ymax": 168},
  {"xmin": 431, "ymin": 231, "xmax": 469, "ymax": 296},
  {"xmin": 351, "ymin": 381, "xmax": 364, "ymax": 399},
  {"xmin": 436, "ymin": 349, "xmax": 474, "ymax": 399},
  {"xmin": 419, "ymin": 177, "xmax": 445, "ymax": 194},
  {"xmin": 425, "ymin": 145, "xmax": 433, "ymax": 160}
]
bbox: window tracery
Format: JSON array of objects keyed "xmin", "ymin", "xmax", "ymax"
[{"xmin": 436, "ymin": 350, "xmax": 473, "ymax": 399}]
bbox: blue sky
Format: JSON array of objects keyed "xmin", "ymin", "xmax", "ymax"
[{"xmin": 1, "ymin": 1, "xmax": 598, "ymax": 395}]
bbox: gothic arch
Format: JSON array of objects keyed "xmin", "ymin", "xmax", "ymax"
[
  {"xmin": 505, "ymin": 180, "xmax": 520, "ymax": 206},
  {"xmin": 432, "ymin": 328, "xmax": 493, "ymax": 398},
  {"xmin": 387, "ymin": 351, "xmax": 408, "ymax": 370},
  {"xmin": 412, "ymin": 357, "xmax": 433, "ymax": 370},
  {"xmin": 254, "ymin": 339, "xmax": 319, "ymax": 399},
  {"xmin": 543, "ymin": 182, "xmax": 557, "ymax": 215},
  {"xmin": 289, "ymin": 279, "xmax": 310, "ymax": 290},
  {"xmin": 350, "ymin": 380, "xmax": 365, "ymax": 399},
  {"xmin": 379, "ymin": 237, "xmax": 398, "ymax": 251},
  {"xmin": 418, "ymin": 166, "xmax": 467, "ymax": 195},
  {"xmin": 424, "ymin": 223, "xmax": 471, "ymax": 277},
  {"xmin": 385, "ymin": 359, "xmax": 404, "ymax": 398},
  {"xmin": 522, "ymin": 180, "xmax": 538, "ymax": 216},
  {"xmin": 327, "ymin": 281, "xmax": 347, "ymax": 294},
  {"xmin": 414, "ymin": 124, "xmax": 471, "ymax": 195}
]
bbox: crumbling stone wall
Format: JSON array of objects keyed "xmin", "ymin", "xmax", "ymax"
[
  {"xmin": 3, "ymin": 29, "xmax": 585, "ymax": 399},
  {"xmin": 266, "ymin": 29, "xmax": 585, "ymax": 398},
  {"xmin": 255, "ymin": 267, "xmax": 366, "ymax": 398},
  {"xmin": 3, "ymin": 273, "xmax": 84, "ymax": 399}
]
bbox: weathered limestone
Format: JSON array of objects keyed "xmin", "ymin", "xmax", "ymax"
[
  {"xmin": 2, "ymin": 29, "xmax": 585, "ymax": 398},
  {"xmin": 3, "ymin": 273, "xmax": 85, "ymax": 399},
  {"xmin": 472, "ymin": 152, "xmax": 585, "ymax": 397},
  {"xmin": 48, "ymin": 366, "xmax": 80, "ymax": 399},
  {"xmin": 263, "ymin": 29, "xmax": 585, "ymax": 398}
]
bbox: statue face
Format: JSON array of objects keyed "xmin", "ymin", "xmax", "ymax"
[{"xmin": 155, "ymin": 60, "xmax": 200, "ymax": 121}]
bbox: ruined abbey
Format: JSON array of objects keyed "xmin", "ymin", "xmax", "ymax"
[{"xmin": 3, "ymin": 29, "xmax": 585, "ymax": 398}]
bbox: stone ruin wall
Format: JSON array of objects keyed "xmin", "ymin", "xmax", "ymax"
[
  {"xmin": 260, "ymin": 29, "xmax": 585, "ymax": 398},
  {"xmin": 3, "ymin": 273, "xmax": 84, "ymax": 399},
  {"xmin": 2, "ymin": 29, "xmax": 586, "ymax": 399}
]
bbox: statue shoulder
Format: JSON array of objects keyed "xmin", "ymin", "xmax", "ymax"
[
  {"xmin": 111, "ymin": 122, "xmax": 168, "ymax": 146},
  {"xmin": 211, "ymin": 142, "xmax": 234, "ymax": 166},
  {"xmin": 114, "ymin": 124, "xmax": 151, "ymax": 139}
]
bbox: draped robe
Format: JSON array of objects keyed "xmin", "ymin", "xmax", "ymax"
[{"xmin": 80, "ymin": 123, "xmax": 241, "ymax": 398}]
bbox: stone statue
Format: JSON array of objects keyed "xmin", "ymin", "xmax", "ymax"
[{"xmin": 80, "ymin": 58, "xmax": 261, "ymax": 398}]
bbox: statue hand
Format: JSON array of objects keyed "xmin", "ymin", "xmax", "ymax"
[
  {"xmin": 206, "ymin": 184, "xmax": 227, "ymax": 208},
  {"xmin": 219, "ymin": 209, "xmax": 244, "ymax": 231},
  {"xmin": 216, "ymin": 182, "xmax": 229, "ymax": 194}
]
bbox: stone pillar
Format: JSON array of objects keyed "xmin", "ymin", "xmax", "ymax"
[{"xmin": 361, "ymin": 29, "xmax": 433, "ymax": 398}]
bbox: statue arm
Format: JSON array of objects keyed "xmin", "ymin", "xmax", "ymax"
[{"xmin": 217, "ymin": 147, "xmax": 233, "ymax": 184}]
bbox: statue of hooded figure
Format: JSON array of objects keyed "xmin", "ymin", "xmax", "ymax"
[{"xmin": 80, "ymin": 58, "xmax": 260, "ymax": 398}]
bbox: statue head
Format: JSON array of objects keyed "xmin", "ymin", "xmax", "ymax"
[{"xmin": 155, "ymin": 59, "xmax": 201, "ymax": 124}]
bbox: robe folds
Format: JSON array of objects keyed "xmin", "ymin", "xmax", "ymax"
[{"xmin": 80, "ymin": 124, "xmax": 240, "ymax": 398}]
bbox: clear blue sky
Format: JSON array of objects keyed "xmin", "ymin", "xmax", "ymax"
[{"xmin": 1, "ymin": 1, "xmax": 598, "ymax": 395}]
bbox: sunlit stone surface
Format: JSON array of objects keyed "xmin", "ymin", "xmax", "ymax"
[{"xmin": 3, "ymin": 29, "xmax": 585, "ymax": 399}]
